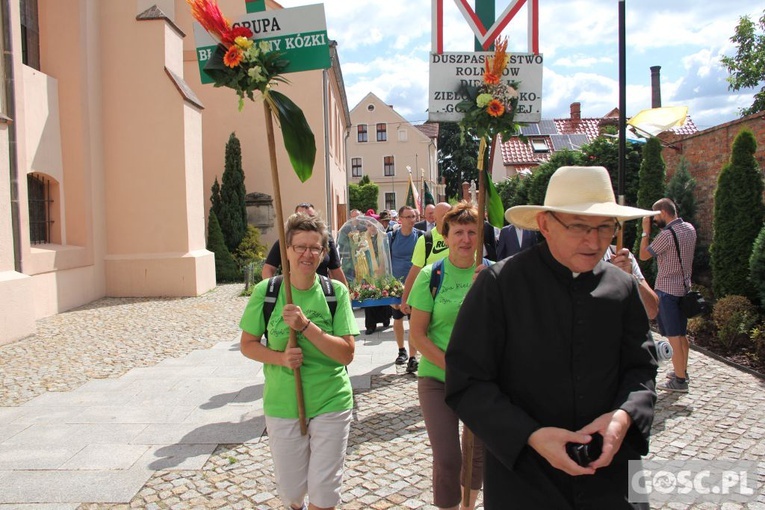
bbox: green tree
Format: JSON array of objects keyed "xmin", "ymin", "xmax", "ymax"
[
  {"xmin": 720, "ymin": 10, "xmax": 765, "ymax": 117},
  {"xmin": 711, "ymin": 129, "xmax": 765, "ymax": 299},
  {"xmin": 210, "ymin": 177, "xmax": 222, "ymax": 221},
  {"xmin": 580, "ymin": 135, "xmax": 642, "ymax": 208},
  {"xmin": 496, "ymin": 176, "xmax": 520, "ymax": 210},
  {"xmin": 666, "ymin": 157, "xmax": 698, "ymax": 227},
  {"xmin": 349, "ymin": 178, "xmax": 379, "ymax": 212},
  {"xmin": 632, "ymin": 137, "xmax": 666, "ymax": 283},
  {"xmin": 526, "ymin": 150, "xmax": 584, "ymax": 206},
  {"xmin": 359, "ymin": 175, "xmax": 371, "ymax": 186},
  {"xmin": 438, "ymin": 122, "xmax": 479, "ymax": 200},
  {"xmin": 207, "ymin": 211, "xmax": 240, "ymax": 283},
  {"xmin": 219, "ymin": 133, "xmax": 248, "ymax": 252},
  {"xmin": 750, "ymin": 223, "xmax": 765, "ymax": 308}
]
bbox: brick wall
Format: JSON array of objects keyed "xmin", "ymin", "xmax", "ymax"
[{"xmin": 660, "ymin": 111, "xmax": 765, "ymax": 245}]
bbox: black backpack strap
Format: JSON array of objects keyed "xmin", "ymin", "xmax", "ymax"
[
  {"xmin": 263, "ymin": 275, "xmax": 337, "ymax": 340},
  {"xmin": 318, "ymin": 274, "xmax": 338, "ymax": 319},
  {"xmin": 389, "ymin": 229, "xmax": 398, "ymax": 250},
  {"xmin": 430, "ymin": 259, "xmax": 445, "ymax": 298},
  {"xmin": 424, "ymin": 230, "xmax": 434, "ymax": 262},
  {"xmin": 667, "ymin": 226, "xmax": 690, "ymax": 293},
  {"xmin": 262, "ymin": 276, "xmax": 283, "ymax": 340}
]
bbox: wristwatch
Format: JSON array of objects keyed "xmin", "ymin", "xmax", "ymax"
[{"xmin": 641, "ymin": 232, "xmax": 648, "ymax": 238}]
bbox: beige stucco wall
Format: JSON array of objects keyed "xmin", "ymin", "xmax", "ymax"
[
  {"xmin": 101, "ymin": 1, "xmax": 214, "ymax": 297},
  {"xmin": 0, "ymin": 119, "xmax": 36, "ymax": 342},
  {"xmin": 0, "ymin": 0, "xmax": 218, "ymax": 345},
  {"xmin": 349, "ymin": 93, "xmax": 437, "ymax": 212}
]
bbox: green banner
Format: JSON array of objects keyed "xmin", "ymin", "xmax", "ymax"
[
  {"xmin": 192, "ymin": 4, "xmax": 331, "ymax": 85},
  {"xmin": 245, "ymin": 0, "xmax": 265, "ymax": 13}
]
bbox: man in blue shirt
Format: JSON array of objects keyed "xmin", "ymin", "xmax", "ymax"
[{"xmin": 388, "ymin": 205, "xmax": 423, "ymax": 371}]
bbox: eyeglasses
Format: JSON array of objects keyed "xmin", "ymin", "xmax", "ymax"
[
  {"xmin": 296, "ymin": 203, "xmax": 314, "ymax": 209},
  {"xmin": 548, "ymin": 212, "xmax": 620, "ymax": 239},
  {"xmin": 290, "ymin": 245, "xmax": 324, "ymax": 256},
  {"xmin": 400, "ymin": 215, "xmax": 416, "ymax": 219}
]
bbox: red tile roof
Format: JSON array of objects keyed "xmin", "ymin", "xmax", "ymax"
[
  {"xmin": 500, "ymin": 112, "xmax": 698, "ymax": 167},
  {"xmin": 415, "ymin": 122, "xmax": 439, "ymax": 139}
]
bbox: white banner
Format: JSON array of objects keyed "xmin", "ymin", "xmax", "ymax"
[{"xmin": 428, "ymin": 52, "xmax": 544, "ymax": 123}]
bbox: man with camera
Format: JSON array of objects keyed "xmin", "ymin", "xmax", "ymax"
[
  {"xmin": 445, "ymin": 167, "xmax": 658, "ymax": 509},
  {"xmin": 639, "ymin": 198, "xmax": 697, "ymax": 393}
]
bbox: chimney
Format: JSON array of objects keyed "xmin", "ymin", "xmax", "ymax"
[
  {"xmin": 570, "ymin": 102, "xmax": 581, "ymax": 121},
  {"xmin": 650, "ymin": 66, "xmax": 662, "ymax": 108}
]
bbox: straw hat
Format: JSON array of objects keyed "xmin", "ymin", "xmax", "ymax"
[{"xmin": 506, "ymin": 166, "xmax": 658, "ymax": 231}]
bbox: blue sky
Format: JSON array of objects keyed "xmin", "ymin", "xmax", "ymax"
[{"xmin": 276, "ymin": 1, "xmax": 761, "ymax": 131}]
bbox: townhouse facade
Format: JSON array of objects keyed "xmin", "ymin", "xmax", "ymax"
[{"xmin": 348, "ymin": 92, "xmax": 440, "ymax": 214}]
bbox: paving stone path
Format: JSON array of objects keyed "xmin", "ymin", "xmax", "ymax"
[{"xmin": 1, "ymin": 284, "xmax": 763, "ymax": 509}]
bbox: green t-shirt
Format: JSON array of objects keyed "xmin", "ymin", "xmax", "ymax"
[
  {"xmin": 407, "ymin": 259, "xmax": 476, "ymax": 382},
  {"xmin": 239, "ymin": 276, "xmax": 360, "ymax": 419},
  {"xmin": 411, "ymin": 228, "xmax": 448, "ymax": 267}
]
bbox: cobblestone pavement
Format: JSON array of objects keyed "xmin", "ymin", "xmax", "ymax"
[{"xmin": 2, "ymin": 284, "xmax": 765, "ymax": 509}]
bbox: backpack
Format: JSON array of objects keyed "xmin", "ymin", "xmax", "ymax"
[
  {"xmin": 429, "ymin": 258, "xmax": 491, "ymax": 298},
  {"xmin": 424, "ymin": 230, "xmax": 434, "ymax": 261},
  {"xmin": 262, "ymin": 274, "xmax": 337, "ymax": 339}
]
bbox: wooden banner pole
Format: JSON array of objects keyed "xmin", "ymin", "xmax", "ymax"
[{"xmin": 263, "ymin": 101, "xmax": 308, "ymax": 435}]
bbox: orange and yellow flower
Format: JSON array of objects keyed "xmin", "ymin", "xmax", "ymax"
[
  {"xmin": 486, "ymin": 99, "xmax": 505, "ymax": 117},
  {"xmin": 223, "ymin": 45, "xmax": 244, "ymax": 67},
  {"xmin": 485, "ymin": 36, "xmax": 509, "ymax": 80},
  {"xmin": 483, "ymin": 71, "xmax": 500, "ymax": 85},
  {"xmin": 186, "ymin": 0, "xmax": 252, "ymax": 46}
]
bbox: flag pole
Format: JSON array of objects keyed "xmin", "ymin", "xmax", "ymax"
[
  {"xmin": 263, "ymin": 102, "xmax": 308, "ymax": 436},
  {"xmin": 616, "ymin": 0, "xmax": 626, "ymax": 252}
]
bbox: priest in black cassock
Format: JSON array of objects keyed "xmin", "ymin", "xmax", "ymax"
[{"xmin": 445, "ymin": 166, "xmax": 659, "ymax": 510}]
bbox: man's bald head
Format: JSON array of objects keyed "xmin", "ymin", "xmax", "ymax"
[{"xmin": 434, "ymin": 202, "xmax": 452, "ymax": 234}]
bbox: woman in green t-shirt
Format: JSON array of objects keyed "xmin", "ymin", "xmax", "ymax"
[
  {"xmin": 408, "ymin": 201, "xmax": 489, "ymax": 510},
  {"xmin": 240, "ymin": 213, "xmax": 359, "ymax": 510}
]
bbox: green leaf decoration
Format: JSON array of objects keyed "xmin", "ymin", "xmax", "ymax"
[
  {"xmin": 485, "ymin": 171, "xmax": 505, "ymax": 228},
  {"xmin": 267, "ymin": 90, "xmax": 316, "ymax": 183}
]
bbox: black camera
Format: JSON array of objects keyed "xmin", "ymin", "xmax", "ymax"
[{"xmin": 566, "ymin": 433, "xmax": 603, "ymax": 467}]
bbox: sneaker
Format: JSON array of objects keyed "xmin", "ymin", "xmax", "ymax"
[
  {"xmin": 406, "ymin": 356, "xmax": 419, "ymax": 374},
  {"xmin": 395, "ymin": 350, "xmax": 408, "ymax": 374},
  {"xmin": 659, "ymin": 377, "xmax": 688, "ymax": 393},
  {"xmin": 665, "ymin": 371, "xmax": 690, "ymax": 382}
]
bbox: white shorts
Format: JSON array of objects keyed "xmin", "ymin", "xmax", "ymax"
[{"xmin": 266, "ymin": 409, "xmax": 352, "ymax": 509}]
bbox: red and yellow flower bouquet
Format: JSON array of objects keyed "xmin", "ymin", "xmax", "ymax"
[
  {"xmin": 187, "ymin": 0, "xmax": 315, "ymax": 182},
  {"xmin": 455, "ymin": 37, "xmax": 522, "ymax": 142}
]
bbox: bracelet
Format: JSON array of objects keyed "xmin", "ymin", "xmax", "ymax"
[{"xmin": 299, "ymin": 319, "xmax": 311, "ymax": 333}]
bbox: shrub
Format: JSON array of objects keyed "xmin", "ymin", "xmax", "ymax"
[
  {"xmin": 242, "ymin": 259, "xmax": 265, "ymax": 296},
  {"xmin": 687, "ymin": 316, "xmax": 716, "ymax": 348},
  {"xmin": 666, "ymin": 157, "xmax": 698, "ymax": 227},
  {"xmin": 750, "ymin": 323, "xmax": 765, "ymax": 363},
  {"xmin": 349, "ymin": 179, "xmax": 379, "ymax": 212},
  {"xmin": 207, "ymin": 211, "xmax": 241, "ymax": 283},
  {"xmin": 219, "ymin": 133, "xmax": 248, "ymax": 252},
  {"xmin": 233, "ymin": 225, "xmax": 267, "ymax": 267},
  {"xmin": 750, "ymin": 223, "xmax": 765, "ymax": 308},
  {"xmin": 711, "ymin": 295, "xmax": 759, "ymax": 352},
  {"xmin": 711, "ymin": 129, "xmax": 764, "ymax": 300}
]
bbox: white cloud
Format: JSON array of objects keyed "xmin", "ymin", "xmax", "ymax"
[
  {"xmin": 275, "ymin": 0, "xmax": 759, "ymax": 128},
  {"xmin": 553, "ymin": 54, "xmax": 613, "ymax": 68}
]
